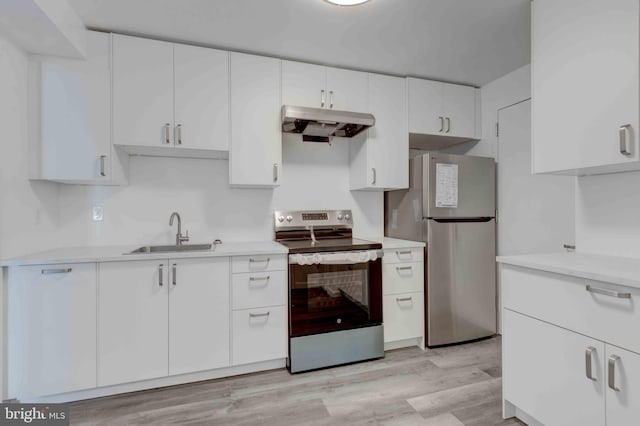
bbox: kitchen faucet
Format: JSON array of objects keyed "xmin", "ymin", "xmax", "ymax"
[{"xmin": 169, "ymin": 212, "xmax": 190, "ymax": 246}]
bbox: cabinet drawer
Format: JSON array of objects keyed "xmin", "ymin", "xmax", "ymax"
[
  {"xmin": 383, "ymin": 247, "xmax": 423, "ymax": 264},
  {"xmin": 383, "ymin": 262, "xmax": 423, "ymax": 295},
  {"xmin": 232, "ymin": 270, "xmax": 287, "ymax": 310},
  {"xmin": 232, "ymin": 306, "xmax": 287, "ymax": 366},
  {"xmin": 383, "ymin": 292, "xmax": 423, "ymax": 343},
  {"xmin": 502, "ymin": 265, "xmax": 640, "ymax": 353},
  {"xmin": 231, "ymin": 254, "xmax": 286, "ymax": 273}
]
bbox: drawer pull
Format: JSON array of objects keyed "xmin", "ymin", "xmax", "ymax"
[
  {"xmin": 608, "ymin": 355, "xmax": 621, "ymax": 391},
  {"xmin": 396, "ymin": 297, "xmax": 413, "ymax": 302},
  {"xmin": 249, "ymin": 311, "xmax": 270, "ymax": 318},
  {"xmin": 249, "ymin": 276, "xmax": 270, "ymax": 286},
  {"xmin": 585, "ymin": 346, "xmax": 596, "ymax": 381},
  {"xmin": 41, "ymin": 268, "xmax": 72, "ymax": 274},
  {"xmin": 586, "ymin": 285, "xmax": 631, "ymax": 299},
  {"xmin": 396, "ymin": 266, "xmax": 413, "ymax": 272},
  {"xmin": 249, "ymin": 257, "xmax": 270, "ymax": 264}
]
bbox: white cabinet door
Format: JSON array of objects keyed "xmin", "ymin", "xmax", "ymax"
[
  {"xmin": 112, "ymin": 34, "xmax": 174, "ymax": 148},
  {"xmin": 40, "ymin": 31, "xmax": 111, "ymax": 182},
  {"xmin": 8, "ymin": 264, "xmax": 97, "ymax": 398},
  {"xmin": 174, "ymin": 44, "xmax": 229, "ymax": 152},
  {"xmin": 98, "ymin": 261, "xmax": 168, "ymax": 386},
  {"xmin": 383, "ymin": 293, "xmax": 423, "ymax": 343},
  {"xmin": 168, "ymin": 257, "xmax": 230, "ymax": 375},
  {"xmin": 503, "ymin": 309, "xmax": 605, "ymax": 426},
  {"xmin": 443, "ymin": 83, "xmax": 476, "ymax": 139},
  {"xmin": 606, "ymin": 344, "xmax": 640, "ymax": 426},
  {"xmin": 408, "ymin": 78, "xmax": 443, "ymax": 135},
  {"xmin": 232, "ymin": 306, "xmax": 287, "ymax": 365},
  {"xmin": 282, "ymin": 60, "xmax": 326, "ymax": 108},
  {"xmin": 229, "ymin": 52, "xmax": 282, "ymax": 187},
  {"xmin": 532, "ymin": 0, "xmax": 640, "ymax": 174},
  {"xmin": 326, "ymin": 67, "xmax": 368, "ymax": 112}
]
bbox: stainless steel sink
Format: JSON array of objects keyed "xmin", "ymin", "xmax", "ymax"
[{"xmin": 127, "ymin": 243, "xmax": 213, "ymax": 254}]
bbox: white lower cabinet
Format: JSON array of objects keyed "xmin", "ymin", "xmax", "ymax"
[
  {"xmin": 501, "ymin": 264, "xmax": 640, "ymax": 426},
  {"xmin": 99, "ymin": 257, "xmax": 231, "ymax": 386},
  {"xmin": 8, "ymin": 264, "xmax": 97, "ymax": 398},
  {"xmin": 98, "ymin": 260, "xmax": 169, "ymax": 386},
  {"xmin": 232, "ymin": 306, "xmax": 287, "ymax": 366},
  {"xmin": 168, "ymin": 258, "xmax": 230, "ymax": 376},
  {"xmin": 381, "ymin": 244, "xmax": 424, "ymax": 348}
]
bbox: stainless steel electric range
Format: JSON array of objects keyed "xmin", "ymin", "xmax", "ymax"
[{"xmin": 274, "ymin": 209, "xmax": 384, "ymax": 373}]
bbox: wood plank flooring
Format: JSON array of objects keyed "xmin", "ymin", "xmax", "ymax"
[{"xmin": 69, "ymin": 336, "xmax": 527, "ymax": 425}]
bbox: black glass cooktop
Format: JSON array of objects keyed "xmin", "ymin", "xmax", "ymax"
[{"xmin": 277, "ymin": 238, "xmax": 382, "ymax": 254}]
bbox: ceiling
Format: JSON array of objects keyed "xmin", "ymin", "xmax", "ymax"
[{"xmin": 69, "ymin": 0, "xmax": 531, "ymax": 87}]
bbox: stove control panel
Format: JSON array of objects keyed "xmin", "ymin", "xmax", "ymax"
[{"xmin": 274, "ymin": 210, "xmax": 353, "ymax": 230}]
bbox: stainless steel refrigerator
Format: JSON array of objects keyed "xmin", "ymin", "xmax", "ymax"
[{"xmin": 385, "ymin": 153, "xmax": 496, "ymax": 347}]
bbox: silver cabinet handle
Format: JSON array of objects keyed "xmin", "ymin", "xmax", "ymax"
[
  {"xmin": 273, "ymin": 163, "xmax": 278, "ymax": 183},
  {"xmin": 172, "ymin": 263, "xmax": 177, "ymax": 286},
  {"xmin": 99, "ymin": 155, "xmax": 107, "ymax": 177},
  {"xmin": 372, "ymin": 168, "xmax": 376, "ymax": 185},
  {"xmin": 175, "ymin": 124, "xmax": 182, "ymax": 145},
  {"xmin": 396, "ymin": 297, "xmax": 413, "ymax": 302},
  {"xmin": 439, "ymin": 116, "xmax": 444, "ymax": 132},
  {"xmin": 608, "ymin": 355, "xmax": 621, "ymax": 391},
  {"xmin": 158, "ymin": 264, "xmax": 164, "ymax": 286},
  {"xmin": 396, "ymin": 266, "xmax": 412, "ymax": 272},
  {"xmin": 563, "ymin": 244, "xmax": 576, "ymax": 251},
  {"xmin": 250, "ymin": 257, "xmax": 270, "ymax": 264},
  {"xmin": 446, "ymin": 117, "xmax": 451, "ymax": 133},
  {"xmin": 249, "ymin": 275, "xmax": 270, "ymax": 282},
  {"xmin": 249, "ymin": 311, "xmax": 270, "ymax": 318},
  {"xmin": 329, "ymin": 90, "xmax": 334, "ymax": 109},
  {"xmin": 164, "ymin": 123, "xmax": 171, "ymax": 144},
  {"xmin": 619, "ymin": 124, "xmax": 632, "ymax": 156},
  {"xmin": 321, "ymin": 90, "xmax": 325, "ymax": 108},
  {"xmin": 41, "ymin": 268, "xmax": 72, "ymax": 274},
  {"xmin": 396, "ymin": 250, "xmax": 412, "ymax": 257},
  {"xmin": 585, "ymin": 346, "xmax": 596, "ymax": 381},
  {"xmin": 586, "ymin": 285, "xmax": 631, "ymax": 299}
]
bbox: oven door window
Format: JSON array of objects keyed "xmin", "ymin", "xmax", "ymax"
[{"xmin": 289, "ymin": 260, "xmax": 382, "ymax": 337}]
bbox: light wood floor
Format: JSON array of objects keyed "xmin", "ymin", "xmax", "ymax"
[{"xmin": 70, "ymin": 336, "xmax": 526, "ymax": 425}]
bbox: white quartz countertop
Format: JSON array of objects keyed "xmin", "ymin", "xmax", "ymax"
[
  {"xmin": 497, "ymin": 252, "xmax": 640, "ymax": 289},
  {"xmin": 357, "ymin": 236, "xmax": 426, "ymax": 249},
  {"xmin": 0, "ymin": 241, "xmax": 288, "ymax": 267}
]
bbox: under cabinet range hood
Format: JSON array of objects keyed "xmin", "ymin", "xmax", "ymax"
[{"xmin": 281, "ymin": 105, "xmax": 375, "ymax": 143}]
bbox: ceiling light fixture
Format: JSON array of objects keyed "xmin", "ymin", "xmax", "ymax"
[{"xmin": 324, "ymin": 0, "xmax": 371, "ymax": 6}]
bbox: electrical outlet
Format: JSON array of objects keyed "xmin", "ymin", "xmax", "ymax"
[{"xmin": 92, "ymin": 206, "xmax": 104, "ymax": 222}]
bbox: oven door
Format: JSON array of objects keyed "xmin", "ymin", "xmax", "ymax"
[{"xmin": 288, "ymin": 250, "xmax": 383, "ymax": 338}]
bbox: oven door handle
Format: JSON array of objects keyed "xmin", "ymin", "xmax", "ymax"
[{"xmin": 289, "ymin": 249, "xmax": 383, "ymax": 265}]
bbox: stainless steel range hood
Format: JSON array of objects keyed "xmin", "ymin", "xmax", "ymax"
[{"xmin": 281, "ymin": 105, "xmax": 375, "ymax": 143}]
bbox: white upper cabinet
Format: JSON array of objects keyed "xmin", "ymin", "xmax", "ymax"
[
  {"xmin": 173, "ymin": 44, "xmax": 229, "ymax": 152},
  {"xmin": 408, "ymin": 77, "xmax": 478, "ymax": 149},
  {"xmin": 282, "ymin": 60, "xmax": 368, "ymax": 112},
  {"xmin": 35, "ymin": 30, "xmax": 127, "ymax": 185},
  {"xmin": 350, "ymin": 74, "xmax": 408, "ymax": 191},
  {"xmin": 112, "ymin": 34, "xmax": 229, "ymax": 157},
  {"xmin": 229, "ymin": 52, "xmax": 282, "ymax": 187},
  {"xmin": 532, "ymin": 0, "xmax": 640, "ymax": 175}
]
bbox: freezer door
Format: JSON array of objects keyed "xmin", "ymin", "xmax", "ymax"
[
  {"xmin": 424, "ymin": 153, "xmax": 495, "ymax": 219},
  {"xmin": 427, "ymin": 218, "xmax": 496, "ymax": 346}
]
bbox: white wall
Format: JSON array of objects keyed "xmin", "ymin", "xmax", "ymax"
[
  {"xmin": 0, "ymin": 36, "xmax": 61, "ymax": 260},
  {"xmin": 576, "ymin": 172, "xmax": 640, "ymax": 258},
  {"xmin": 440, "ymin": 64, "xmax": 532, "ymax": 159}
]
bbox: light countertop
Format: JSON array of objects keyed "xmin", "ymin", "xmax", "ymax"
[
  {"xmin": 0, "ymin": 241, "xmax": 288, "ymax": 267},
  {"xmin": 497, "ymin": 252, "xmax": 640, "ymax": 289}
]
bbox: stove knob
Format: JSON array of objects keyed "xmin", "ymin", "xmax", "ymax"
[
  {"xmin": 345, "ymin": 214, "xmax": 351, "ymax": 221},
  {"xmin": 337, "ymin": 213, "xmax": 344, "ymax": 220},
  {"xmin": 286, "ymin": 215, "xmax": 293, "ymax": 222},
  {"xmin": 278, "ymin": 215, "xmax": 285, "ymax": 223}
]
